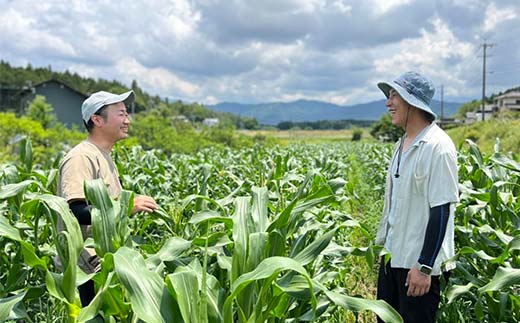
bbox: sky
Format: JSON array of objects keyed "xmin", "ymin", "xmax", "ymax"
[{"xmin": 1, "ymin": 0, "xmax": 519, "ymax": 106}]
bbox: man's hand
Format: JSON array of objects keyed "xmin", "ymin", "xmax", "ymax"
[
  {"xmin": 132, "ymin": 195, "xmax": 158, "ymax": 214},
  {"xmin": 405, "ymin": 267, "xmax": 431, "ymax": 297}
]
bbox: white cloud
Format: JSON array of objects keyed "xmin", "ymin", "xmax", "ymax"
[
  {"xmin": 370, "ymin": 0, "xmax": 413, "ymax": 15},
  {"xmin": 0, "ymin": 0, "xmax": 519, "ymax": 106},
  {"xmin": 115, "ymin": 57, "xmax": 200, "ymax": 97},
  {"xmin": 483, "ymin": 2, "xmax": 517, "ymax": 32},
  {"xmin": 0, "ymin": 8, "xmax": 77, "ymax": 58},
  {"xmin": 331, "ymin": 0, "xmax": 353, "ymax": 15},
  {"xmin": 373, "ymin": 18, "xmax": 474, "ymax": 98}
]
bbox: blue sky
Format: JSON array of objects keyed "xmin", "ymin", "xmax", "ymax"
[{"xmin": 1, "ymin": 0, "xmax": 518, "ymax": 106}]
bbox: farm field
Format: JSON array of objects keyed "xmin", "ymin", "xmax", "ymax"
[
  {"xmin": 238, "ymin": 129, "xmax": 375, "ymax": 145},
  {"xmin": 0, "ymin": 140, "xmax": 519, "ymax": 322}
]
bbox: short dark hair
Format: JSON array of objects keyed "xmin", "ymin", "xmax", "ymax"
[
  {"xmin": 84, "ymin": 105, "xmax": 108, "ymax": 132},
  {"xmin": 422, "ymin": 109, "xmax": 436, "ymax": 123}
]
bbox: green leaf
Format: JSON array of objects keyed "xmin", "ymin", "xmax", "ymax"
[
  {"xmin": 166, "ymin": 270, "xmax": 200, "ymax": 323},
  {"xmin": 85, "ymin": 178, "xmax": 119, "ymax": 257},
  {"xmin": 323, "ymin": 289, "xmax": 402, "ymax": 323},
  {"xmin": 251, "ymin": 186, "xmax": 269, "ymax": 232},
  {"xmin": 189, "ymin": 210, "xmax": 233, "ymax": 228},
  {"xmin": 478, "ymin": 267, "xmax": 520, "ymax": 293},
  {"xmin": 145, "ymin": 237, "xmax": 192, "ymax": 269},
  {"xmin": 0, "ymin": 180, "xmax": 37, "ymax": 199},
  {"xmin": 223, "ymin": 256, "xmax": 316, "ymax": 322},
  {"xmin": 293, "ymin": 227, "xmax": 336, "ymax": 265},
  {"xmin": 491, "ymin": 154, "xmax": 520, "ymax": 173},
  {"xmin": 19, "ymin": 138, "xmax": 33, "ymax": 174},
  {"xmin": 446, "ymin": 282, "xmax": 475, "ymax": 303},
  {"xmin": 113, "ymin": 247, "xmax": 180, "ymax": 323},
  {"xmin": 0, "ymin": 291, "xmax": 27, "ymax": 322},
  {"xmin": 0, "ymin": 214, "xmax": 21, "ymax": 240},
  {"xmin": 231, "ymin": 196, "xmax": 252, "ymax": 282}
]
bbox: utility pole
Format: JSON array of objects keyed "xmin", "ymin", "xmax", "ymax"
[
  {"xmin": 440, "ymin": 84, "xmax": 444, "ymax": 128},
  {"xmin": 481, "ymin": 42, "xmax": 494, "ymax": 121}
]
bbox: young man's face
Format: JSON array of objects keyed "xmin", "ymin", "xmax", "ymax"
[
  {"xmin": 386, "ymin": 89, "xmax": 409, "ymax": 128},
  {"xmin": 95, "ymin": 102, "xmax": 130, "ymax": 141}
]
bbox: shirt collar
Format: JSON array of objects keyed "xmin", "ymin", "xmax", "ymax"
[{"xmin": 411, "ymin": 122, "xmax": 436, "ymax": 147}]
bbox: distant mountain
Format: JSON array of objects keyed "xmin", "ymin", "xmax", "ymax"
[{"xmin": 208, "ymin": 99, "xmax": 462, "ymax": 125}]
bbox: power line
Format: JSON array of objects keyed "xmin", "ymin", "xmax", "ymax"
[{"xmin": 457, "ymin": 46, "xmax": 482, "ymax": 75}]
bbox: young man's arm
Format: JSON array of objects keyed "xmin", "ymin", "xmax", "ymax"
[
  {"xmin": 68, "ymin": 196, "xmax": 158, "ymax": 224},
  {"xmin": 418, "ymin": 203, "xmax": 451, "ymax": 268},
  {"xmin": 406, "ymin": 203, "xmax": 451, "ymax": 297},
  {"xmin": 69, "ymin": 200, "xmax": 92, "ymax": 225}
]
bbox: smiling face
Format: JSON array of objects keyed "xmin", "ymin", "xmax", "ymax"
[
  {"xmin": 386, "ymin": 89, "xmax": 410, "ymax": 129},
  {"xmin": 92, "ymin": 102, "xmax": 130, "ymax": 142}
]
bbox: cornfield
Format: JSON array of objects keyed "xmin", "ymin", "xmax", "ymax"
[{"xmin": 0, "ymin": 139, "xmax": 518, "ymax": 322}]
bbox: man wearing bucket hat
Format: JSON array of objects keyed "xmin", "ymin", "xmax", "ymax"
[
  {"xmin": 58, "ymin": 90, "xmax": 158, "ymax": 306},
  {"xmin": 374, "ymin": 72, "xmax": 459, "ymax": 322}
]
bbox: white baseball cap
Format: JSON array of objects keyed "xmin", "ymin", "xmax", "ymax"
[{"xmin": 81, "ymin": 90, "xmax": 135, "ymax": 123}]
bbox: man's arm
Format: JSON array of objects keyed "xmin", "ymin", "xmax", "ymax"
[
  {"xmin": 68, "ymin": 195, "xmax": 157, "ymax": 225},
  {"xmin": 132, "ymin": 195, "xmax": 158, "ymax": 214},
  {"xmin": 418, "ymin": 203, "xmax": 451, "ymax": 267},
  {"xmin": 69, "ymin": 200, "xmax": 92, "ymax": 225},
  {"xmin": 406, "ymin": 202, "xmax": 450, "ymax": 297}
]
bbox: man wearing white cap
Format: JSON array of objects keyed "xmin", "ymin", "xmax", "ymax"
[
  {"xmin": 374, "ymin": 72, "xmax": 459, "ymax": 322},
  {"xmin": 58, "ymin": 90, "xmax": 157, "ymax": 306}
]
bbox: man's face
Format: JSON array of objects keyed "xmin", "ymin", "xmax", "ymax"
[
  {"xmin": 386, "ymin": 89, "xmax": 409, "ymax": 128},
  {"xmin": 95, "ymin": 102, "xmax": 130, "ymax": 141}
]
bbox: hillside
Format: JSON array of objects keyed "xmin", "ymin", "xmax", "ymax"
[
  {"xmin": 0, "ymin": 60, "xmax": 257, "ymax": 129},
  {"xmin": 209, "ymin": 99, "xmax": 462, "ymax": 125}
]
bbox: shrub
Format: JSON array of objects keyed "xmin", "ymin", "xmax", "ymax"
[{"xmin": 351, "ymin": 128, "xmax": 363, "ymax": 141}]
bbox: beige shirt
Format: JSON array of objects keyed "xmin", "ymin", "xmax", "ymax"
[
  {"xmin": 59, "ymin": 140, "xmax": 122, "ymax": 205},
  {"xmin": 58, "ymin": 140, "xmax": 122, "ymax": 273}
]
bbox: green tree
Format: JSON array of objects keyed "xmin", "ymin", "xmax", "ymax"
[
  {"xmin": 454, "ymin": 99, "xmax": 481, "ymax": 119},
  {"xmin": 351, "ymin": 127, "xmax": 363, "ymax": 141},
  {"xmin": 26, "ymin": 95, "xmax": 57, "ymax": 128},
  {"xmin": 370, "ymin": 113, "xmax": 403, "ymax": 142}
]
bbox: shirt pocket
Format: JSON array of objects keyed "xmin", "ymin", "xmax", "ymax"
[{"xmin": 412, "ymin": 147, "xmax": 429, "ymax": 197}]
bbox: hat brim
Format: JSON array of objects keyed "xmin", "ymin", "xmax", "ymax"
[
  {"xmin": 104, "ymin": 90, "xmax": 135, "ymax": 108},
  {"xmin": 82, "ymin": 90, "xmax": 135, "ymax": 123},
  {"xmin": 377, "ymin": 81, "xmax": 436, "ymax": 118}
]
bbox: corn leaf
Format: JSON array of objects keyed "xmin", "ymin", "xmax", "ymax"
[
  {"xmin": 0, "ymin": 291, "xmax": 27, "ymax": 322},
  {"xmin": 113, "ymin": 247, "xmax": 180, "ymax": 323}
]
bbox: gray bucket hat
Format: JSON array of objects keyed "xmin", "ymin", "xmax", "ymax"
[
  {"xmin": 377, "ymin": 71, "xmax": 436, "ymax": 118},
  {"xmin": 81, "ymin": 90, "xmax": 135, "ymax": 123}
]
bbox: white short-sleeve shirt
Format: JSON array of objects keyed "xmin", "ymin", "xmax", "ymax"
[{"xmin": 376, "ymin": 123, "xmax": 459, "ymax": 275}]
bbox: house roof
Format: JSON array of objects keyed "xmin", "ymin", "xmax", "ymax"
[
  {"xmin": 20, "ymin": 79, "xmax": 87, "ymax": 98},
  {"xmin": 496, "ymin": 90, "xmax": 520, "ymax": 100}
]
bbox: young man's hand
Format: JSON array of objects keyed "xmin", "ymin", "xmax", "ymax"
[
  {"xmin": 132, "ymin": 195, "xmax": 158, "ymax": 214},
  {"xmin": 405, "ymin": 267, "xmax": 431, "ymax": 297}
]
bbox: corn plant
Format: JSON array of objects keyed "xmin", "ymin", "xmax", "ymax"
[
  {"xmin": 438, "ymin": 140, "xmax": 520, "ymax": 322},
  {"xmin": 2, "ymin": 138, "xmax": 516, "ymax": 322},
  {"xmin": 78, "ymin": 174, "xmax": 401, "ymax": 322},
  {"xmin": 0, "ymin": 139, "xmax": 83, "ymax": 322}
]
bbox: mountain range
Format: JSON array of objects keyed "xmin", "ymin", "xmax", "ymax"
[{"xmin": 208, "ymin": 99, "xmax": 462, "ymax": 125}]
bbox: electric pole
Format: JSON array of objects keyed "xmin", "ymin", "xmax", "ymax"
[
  {"xmin": 481, "ymin": 42, "xmax": 494, "ymax": 121},
  {"xmin": 440, "ymin": 84, "xmax": 444, "ymax": 127}
]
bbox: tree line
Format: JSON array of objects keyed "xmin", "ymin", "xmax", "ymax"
[
  {"xmin": 276, "ymin": 119, "xmax": 374, "ymax": 130},
  {"xmin": 0, "ymin": 60, "xmax": 259, "ymax": 130}
]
